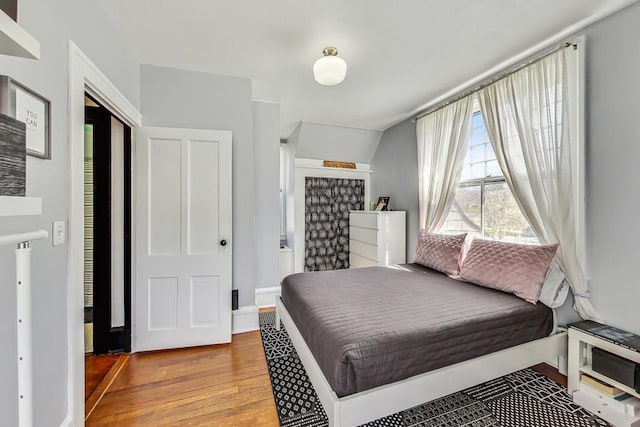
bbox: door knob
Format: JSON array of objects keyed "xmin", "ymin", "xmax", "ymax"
[{"xmin": 220, "ymin": 239, "xmax": 227, "ymax": 247}]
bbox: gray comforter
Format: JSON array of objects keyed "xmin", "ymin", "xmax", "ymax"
[{"xmin": 281, "ymin": 264, "xmax": 554, "ymax": 397}]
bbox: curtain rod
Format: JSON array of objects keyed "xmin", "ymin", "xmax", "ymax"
[{"xmin": 413, "ymin": 41, "xmax": 576, "ymax": 122}]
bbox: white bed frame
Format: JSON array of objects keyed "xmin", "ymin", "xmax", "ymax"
[{"xmin": 275, "ymin": 298, "xmax": 567, "ymax": 427}]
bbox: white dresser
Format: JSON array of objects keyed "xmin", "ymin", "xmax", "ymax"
[{"xmin": 349, "ymin": 211, "xmax": 406, "ymax": 268}]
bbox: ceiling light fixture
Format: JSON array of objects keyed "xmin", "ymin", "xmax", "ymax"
[{"xmin": 313, "ymin": 47, "xmax": 347, "ymax": 86}]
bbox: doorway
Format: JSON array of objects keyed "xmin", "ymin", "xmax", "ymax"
[
  {"xmin": 69, "ymin": 41, "xmax": 143, "ymax": 424},
  {"xmin": 83, "ymin": 93, "xmax": 132, "ymax": 355}
]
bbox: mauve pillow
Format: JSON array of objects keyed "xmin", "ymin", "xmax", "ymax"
[
  {"xmin": 459, "ymin": 239, "xmax": 559, "ymax": 304},
  {"xmin": 414, "ymin": 232, "xmax": 467, "ymax": 276}
]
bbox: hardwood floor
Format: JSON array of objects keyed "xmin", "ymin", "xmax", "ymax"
[
  {"xmin": 531, "ymin": 362, "xmax": 568, "ymax": 387},
  {"xmin": 86, "ymin": 354, "xmax": 130, "ymax": 420},
  {"xmin": 85, "ymin": 354, "xmax": 120, "ymax": 401},
  {"xmin": 86, "ymin": 330, "xmax": 279, "ymax": 426}
]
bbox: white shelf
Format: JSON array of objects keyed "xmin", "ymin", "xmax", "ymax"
[
  {"xmin": 0, "ymin": 9, "xmax": 40, "ymax": 59},
  {"xmin": 295, "ymin": 165, "xmax": 372, "ymax": 173},
  {"xmin": 569, "ymin": 327, "xmax": 640, "ymax": 427},
  {"xmin": 0, "ymin": 196, "xmax": 42, "ymax": 216},
  {"xmin": 574, "ymin": 389, "xmax": 640, "ymax": 427},
  {"xmin": 580, "ymin": 364, "xmax": 640, "ymax": 399}
]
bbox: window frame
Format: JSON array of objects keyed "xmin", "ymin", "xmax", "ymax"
[{"xmin": 454, "ymin": 176, "xmax": 507, "ymax": 239}]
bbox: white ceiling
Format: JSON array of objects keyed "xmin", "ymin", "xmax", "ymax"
[{"xmin": 98, "ymin": 0, "xmax": 636, "ymax": 138}]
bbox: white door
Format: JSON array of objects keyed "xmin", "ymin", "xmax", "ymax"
[{"xmin": 135, "ymin": 126, "xmax": 232, "ymax": 352}]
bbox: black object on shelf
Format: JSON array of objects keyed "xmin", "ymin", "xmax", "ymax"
[{"xmin": 592, "ymin": 347, "xmax": 639, "ymax": 389}]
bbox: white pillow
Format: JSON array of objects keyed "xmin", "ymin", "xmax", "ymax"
[{"xmin": 538, "ymin": 260, "xmax": 569, "ymax": 308}]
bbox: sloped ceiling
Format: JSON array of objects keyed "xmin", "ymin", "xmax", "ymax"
[
  {"xmin": 290, "ymin": 122, "xmax": 383, "ymax": 164},
  {"xmin": 98, "ymin": 0, "xmax": 637, "ymax": 138}
]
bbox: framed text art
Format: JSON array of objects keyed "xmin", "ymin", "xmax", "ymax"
[{"xmin": 0, "ymin": 76, "xmax": 51, "ymax": 159}]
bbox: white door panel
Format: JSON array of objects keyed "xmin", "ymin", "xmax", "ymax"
[
  {"xmin": 135, "ymin": 126, "xmax": 232, "ymax": 352},
  {"xmin": 188, "ymin": 140, "xmax": 220, "ymax": 254},
  {"xmin": 190, "ymin": 276, "xmax": 220, "ymax": 327},
  {"xmin": 148, "ymin": 277, "xmax": 179, "ymax": 330},
  {"xmin": 148, "ymin": 138, "xmax": 182, "ymax": 256}
]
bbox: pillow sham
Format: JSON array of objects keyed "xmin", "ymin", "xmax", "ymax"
[
  {"xmin": 414, "ymin": 231, "xmax": 467, "ymax": 276},
  {"xmin": 459, "ymin": 238, "xmax": 559, "ymax": 304},
  {"xmin": 538, "ymin": 260, "xmax": 569, "ymax": 308}
]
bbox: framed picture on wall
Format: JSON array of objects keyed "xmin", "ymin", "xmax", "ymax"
[{"xmin": 0, "ymin": 76, "xmax": 51, "ymax": 159}]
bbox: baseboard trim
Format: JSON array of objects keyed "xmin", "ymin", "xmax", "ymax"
[
  {"xmin": 232, "ymin": 305, "xmax": 259, "ymax": 334},
  {"xmin": 255, "ymin": 286, "xmax": 281, "ymax": 308}
]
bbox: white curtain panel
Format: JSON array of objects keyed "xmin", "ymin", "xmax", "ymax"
[
  {"xmin": 417, "ymin": 97, "xmax": 474, "ymax": 232},
  {"xmin": 477, "ymin": 49, "xmax": 600, "ymax": 321}
]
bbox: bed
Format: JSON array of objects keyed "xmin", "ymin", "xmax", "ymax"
[{"xmin": 276, "ymin": 263, "xmax": 567, "ymax": 426}]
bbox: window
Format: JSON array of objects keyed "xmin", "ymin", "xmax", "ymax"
[{"xmin": 442, "ymin": 110, "xmax": 538, "ymax": 244}]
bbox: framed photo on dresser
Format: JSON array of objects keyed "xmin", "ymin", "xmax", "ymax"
[{"xmin": 375, "ymin": 196, "xmax": 389, "ymax": 211}]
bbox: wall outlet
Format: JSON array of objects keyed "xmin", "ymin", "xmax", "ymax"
[{"xmin": 52, "ymin": 221, "xmax": 66, "ymax": 246}]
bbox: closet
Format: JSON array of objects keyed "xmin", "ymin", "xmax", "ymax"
[{"xmin": 304, "ymin": 177, "xmax": 365, "ymax": 271}]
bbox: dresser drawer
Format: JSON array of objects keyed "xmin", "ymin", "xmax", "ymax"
[
  {"xmin": 349, "ymin": 226, "xmax": 378, "ymax": 245},
  {"xmin": 348, "ymin": 211, "xmax": 406, "ymax": 267},
  {"xmin": 349, "ymin": 213, "xmax": 378, "ymax": 229},
  {"xmin": 349, "ymin": 253, "xmax": 378, "ymax": 268},
  {"xmin": 349, "ymin": 239, "xmax": 378, "ymax": 261}
]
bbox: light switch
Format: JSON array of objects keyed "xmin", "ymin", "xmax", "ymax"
[{"xmin": 53, "ymin": 221, "xmax": 66, "ymax": 246}]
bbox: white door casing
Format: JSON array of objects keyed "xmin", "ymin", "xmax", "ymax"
[{"xmin": 135, "ymin": 126, "xmax": 232, "ymax": 352}]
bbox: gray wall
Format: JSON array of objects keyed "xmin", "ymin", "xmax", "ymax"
[
  {"xmin": 582, "ymin": 2, "xmax": 640, "ymax": 335},
  {"xmin": 253, "ymin": 101, "xmax": 281, "ymax": 288},
  {"xmin": 371, "ymin": 118, "xmax": 419, "ymax": 260},
  {"xmin": 294, "ymin": 122, "xmax": 383, "ymax": 163},
  {"xmin": 370, "ymin": 2, "xmax": 640, "ymax": 335},
  {"xmin": 140, "ymin": 65, "xmax": 257, "ymax": 307},
  {"xmin": 0, "ymin": 0, "xmax": 140, "ymax": 425}
]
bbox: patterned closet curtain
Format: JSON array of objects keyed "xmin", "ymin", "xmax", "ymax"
[{"xmin": 304, "ymin": 177, "xmax": 365, "ymax": 271}]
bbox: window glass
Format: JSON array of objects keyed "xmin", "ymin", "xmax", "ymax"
[
  {"xmin": 462, "ymin": 112, "xmax": 498, "ymax": 180},
  {"xmin": 442, "ymin": 110, "xmax": 538, "ymax": 243},
  {"xmin": 484, "ymin": 182, "xmax": 537, "ymax": 243},
  {"xmin": 443, "ymin": 185, "xmax": 481, "ymax": 238}
]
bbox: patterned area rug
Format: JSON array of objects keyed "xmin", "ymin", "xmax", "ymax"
[{"xmin": 259, "ymin": 312, "xmax": 610, "ymax": 427}]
